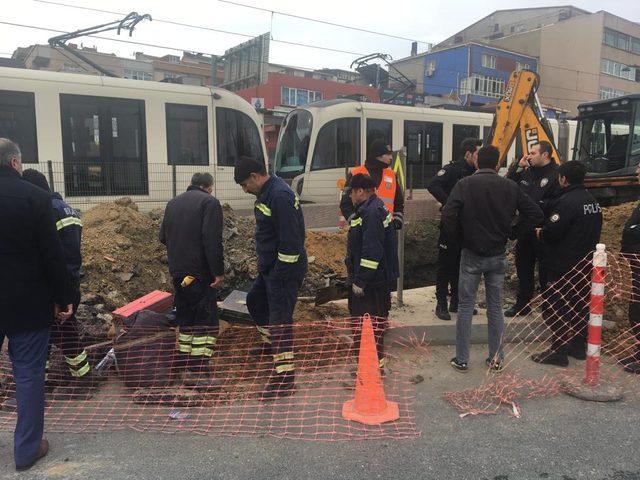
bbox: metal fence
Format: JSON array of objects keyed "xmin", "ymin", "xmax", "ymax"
[{"xmin": 23, "ymin": 161, "xmax": 252, "ymax": 212}]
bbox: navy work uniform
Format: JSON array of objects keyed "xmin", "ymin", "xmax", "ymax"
[
  {"xmin": 346, "ymin": 194, "xmax": 399, "ymax": 368},
  {"xmin": 427, "ymin": 159, "xmax": 475, "ymax": 314},
  {"xmin": 246, "ymin": 175, "xmax": 307, "ymax": 395},
  {"xmin": 535, "ymin": 184, "xmax": 602, "ymax": 364},
  {"xmin": 620, "ymin": 203, "xmax": 640, "ymax": 373},
  {"xmin": 506, "ymin": 161, "xmax": 559, "ymax": 314},
  {"xmin": 160, "ymin": 185, "xmax": 224, "ymax": 376},
  {"xmin": 49, "ymin": 192, "xmax": 91, "ymax": 380}
]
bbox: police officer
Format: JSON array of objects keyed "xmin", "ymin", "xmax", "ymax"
[
  {"xmin": 620, "ymin": 163, "xmax": 640, "ymax": 374},
  {"xmin": 505, "ymin": 140, "xmax": 559, "ymax": 317},
  {"xmin": 346, "ymin": 173, "xmax": 399, "ymax": 371},
  {"xmin": 234, "ymin": 156, "xmax": 307, "ymax": 400},
  {"xmin": 427, "ymin": 137, "xmax": 482, "ymax": 320},
  {"xmin": 531, "ymin": 161, "xmax": 602, "ymax": 367},
  {"xmin": 160, "ymin": 172, "xmax": 224, "ymax": 388},
  {"xmin": 340, "ymin": 139, "xmax": 404, "ymax": 229},
  {"xmin": 21, "ymin": 170, "xmax": 93, "ymax": 391}
]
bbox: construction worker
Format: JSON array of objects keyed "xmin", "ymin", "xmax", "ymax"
[
  {"xmin": 234, "ymin": 156, "xmax": 307, "ymax": 400},
  {"xmin": 505, "ymin": 140, "xmax": 559, "ymax": 317},
  {"xmin": 532, "ymin": 161, "xmax": 602, "ymax": 367},
  {"xmin": 0, "ymin": 138, "xmax": 73, "ymax": 471},
  {"xmin": 21, "ymin": 170, "xmax": 93, "ymax": 391},
  {"xmin": 620, "ymin": 164, "xmax": 640, "ymax": 374},
  {"xmin": 427, "ymin": 137, "xmax": 482, "ymax": 320},
  {"xmin": 159, "ymin": 172, "xmax": 224, "ymax": 388},
  {"xmin": 346, "ymin": 173, "xmax": 399, "ymax": 371},
  {"xmin": 340, "ymin": 139, "xmax": 404, "ymax": 230}
]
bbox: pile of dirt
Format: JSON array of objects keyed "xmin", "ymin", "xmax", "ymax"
[{"xmin": 600, "ymin": 201, "xmax": 635, "ymax": 253}]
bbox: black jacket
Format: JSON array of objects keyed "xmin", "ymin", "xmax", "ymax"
[
  {"xmin": 621, "ymin": 202, "xmax": 640, "ymax": 254},
  {"xmin": 507, "ymin": 161, "xmax": 559, "ymax": 229},
  {"xmin": 254, "ymin": 176, "xmax": 307, "ymax": 278},
  {"xmin": 441, "ymin": 169, "xmax": 544, "ymax": 257},
  {"xmin": 159, "ymin": 186, "xmax": 224, "ymax": 282},
  {"xmin": 340, "ymin": 157, "xmax": 404, "ymax": 222},
  {"xmin": 346, "ymin": 195, "xmax": 399, "ymax": 288},
  {"xmin": 539, "ymin": 184, "xmax": 602, "ymax": 274},
  {"xmin": 51, "ymin": 192, "xmax": 82, "ymax": 281},
  {"xmin": 427, "ymin": 159, "xmax": 476, "ymax": 206},
  {"xmin": 0, "ymin": 167, "xmax": 73, "ymax": 333}
]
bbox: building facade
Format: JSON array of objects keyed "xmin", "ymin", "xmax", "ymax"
[
  {"xmin": 420, "ymin": 43, "xmax": 537, "ymax": 107},
  {"xmin": 441, "ymin": 8, "xmax": 640, "ymax": 114},
  {"xmin": 12, "ymin": 45, "xmax": 215, "ymax": 86}
]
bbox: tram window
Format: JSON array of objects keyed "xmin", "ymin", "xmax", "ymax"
[
  {"xmin": 60, "ymin": 94, "xmax": 147, "ymax": 197},
  {"xmin": 216, "ymin": 107, "xmax": 264, "ymax": 167},
  {"xmin": 452, "ymin": 124, "xmax": 480, "ymax": 161},
  {"xmin": 366, "ymin": 119, "xmax": 392, "ymax": 155},
  {"xmin": 166, "ymin": 104, "xmax": 209, "ymax": 166},
  {"xmin": 311, "ymin": 118, "xmax": 360, "ymax": 171},
  {"xmin": 0, "ymin": 90, "xmax": 38, "ymax": 163}
]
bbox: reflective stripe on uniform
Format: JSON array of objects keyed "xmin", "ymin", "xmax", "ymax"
[
  {"xmin": 350, "ymin": 217, "xmax": 362, "ymax": 227},
  {"xmin": 191, "ymin": 335, "xmax": 217, "ymax": 346},
  {"xmin": 190, "ymin": 347, "xmax": 213, "ymax": 357},
  {"xmin": 56, "ymin": 216, "xmax": 83, "ymax": 231},
  {"xmin": 178, "ymin": 344, "xmax": 192, "ymax": 353},
  {"xmin": 69, "ymin": 363, "xmax": 91, "ymax": 378},
  {"xmin": 294, "ymin": 196, "xmax": 300, "ymax": 209},
  {"xmin": 65, "ymin": 350, "xmax": 88, "ymax": 367},
  {"xmin": 255, "ymin": 203, "xmax": 272, "ymax": 216},
  {"xmin": 275, "ymin": 363, "xmax": 295, "ymax": 374},
  {"xmin": 256, "ymin": 325, "xmax": 270, "ymax": 336},
  {"xmin": 382, "ymin": 213, "xmax": 393, "ymax": 228},
  {"xmin": 178, "ymin": 333, "xmax": 194, "ymax": 343},
  {"xmin": 360, "ymin": 258, "xmax": 379, "ymax": 269},
  {"xmin": 273, "ymin": 351, "xmax": 294, "ymax": 362},
  {"xmin": 278, "ymin": 252, "xmax": 299, "ymax": 263}
]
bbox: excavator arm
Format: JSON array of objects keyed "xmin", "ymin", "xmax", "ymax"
[{"xmin": 488, "ymin": 69, "xmax": 561, "ymax": 170}]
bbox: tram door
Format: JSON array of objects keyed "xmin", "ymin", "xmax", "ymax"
[{"xmin": 403, "ymin": 120, "xmax": 442, "ymax": 189}]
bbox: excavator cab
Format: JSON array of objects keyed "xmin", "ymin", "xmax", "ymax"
[{"xmin": 574, "ymin": 94, "xmax": 640, "ymax": 204}]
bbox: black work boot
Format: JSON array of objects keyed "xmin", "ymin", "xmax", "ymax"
[
  {"xmin": 261, "ymin": 372, "xmax": 296, "ymax": 400},
  {"xmin": 567, "ymin": 338, "xmax": 587, "ymax": 360},
  {"xmin": 448, "ymin": 297, "xmax": 458, "ymax": 313},
  {"xmin": 531, "ymin": 349, "xmax": 569, "ymax": 367},
  {"xmin": 435, "ymin": 300, "xmax": 451, "ymax": 321}
]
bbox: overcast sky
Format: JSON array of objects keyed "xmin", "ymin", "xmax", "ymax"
[{"xmin": 1, "ymin": 0, "xmax": 638, "ymax": 71}]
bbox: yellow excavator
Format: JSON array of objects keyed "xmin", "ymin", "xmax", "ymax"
[
  {"xmin": 487, "ymin": 69, "xmax": 561, "ymax": 169},
  {"xmin": 489, "ymin": 69, "xmax": 639, "ymax": 205}
]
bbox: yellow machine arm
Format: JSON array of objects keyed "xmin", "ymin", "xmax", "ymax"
[{"xmin": 488, "ymin": 69, "xmax": 561, "ymax": 169}]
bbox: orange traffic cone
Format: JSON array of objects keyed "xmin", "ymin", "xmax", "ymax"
[{"xmin": 342, "ymin": 314, "xmax": 399, "ymax": 425}]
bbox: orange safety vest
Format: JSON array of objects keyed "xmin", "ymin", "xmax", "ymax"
[{"xmin": 350, "ymin": 165, "xmax": 397, "ymax": 213}]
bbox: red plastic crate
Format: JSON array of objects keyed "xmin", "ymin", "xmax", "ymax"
[{"xmin": 112, "ymin": 290, "xmax": 173, "ymax": 320}]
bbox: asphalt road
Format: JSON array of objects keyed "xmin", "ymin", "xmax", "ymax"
[{"xmin": 2, "ymin": 344, "xmax": 639, "ymax": 480}]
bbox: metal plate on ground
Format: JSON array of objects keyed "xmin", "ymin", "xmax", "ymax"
[{"xmin": 219, "ymin": 290, "xmax": 253, "ymax": 325}]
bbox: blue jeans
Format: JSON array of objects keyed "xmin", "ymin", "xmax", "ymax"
[
  {"xmin": 456, "ymin": 249, "xmax": 506, "ymax": 364},
  {"xmin": 0, "ymin": 327, "xmax": 50, "ymax": 467}
]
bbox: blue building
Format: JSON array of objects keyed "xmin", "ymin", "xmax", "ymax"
[{"xmin": 422, "ymin": 42, "xmax": 537, "ymax": 106}]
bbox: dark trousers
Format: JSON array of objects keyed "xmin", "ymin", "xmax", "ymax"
[
  {"xmin": 49, "ymin": 285, "xmax": 86, "ymax": 378},
  {"xmin": 435, "ymin": 229, "xmax": 461, "ymax": 303},
  {"xmin": 542, "ymin": 267, "xmax": 590, "ymax": 354},
  {"xmin": 246, "ymin": 270, "xmax": 304, "ymax": 375},
  {"xmin": 627, "ymin": 255, "xmax": 640, "ymax": 361},
  {"xmin": 348, "ymin": 282, "xmax": 391, "ymax": 363},
  {"xmin": 172, "ymin": 277, "xmax": 219, "ymax": 371},
  {"xmin": 0, "ymin": 327, "xmax": 50, "ymax": 467},
  {"xmin": 514, "ymin": 232, "xmax": 545, "ymax": 307}
]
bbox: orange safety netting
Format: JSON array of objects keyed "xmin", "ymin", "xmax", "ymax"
[
  {"xmin": 445, "ymin": 250, "xmax": 640, "ymax": 417},
  {"xmin": 0, "ymin": 317, "xmax": 422, "ymax": 441}
]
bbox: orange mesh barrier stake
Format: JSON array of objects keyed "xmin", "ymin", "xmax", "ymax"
[{"xmin": 342, "ymin": 314, "xmax": 399, "ymax": 425}]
